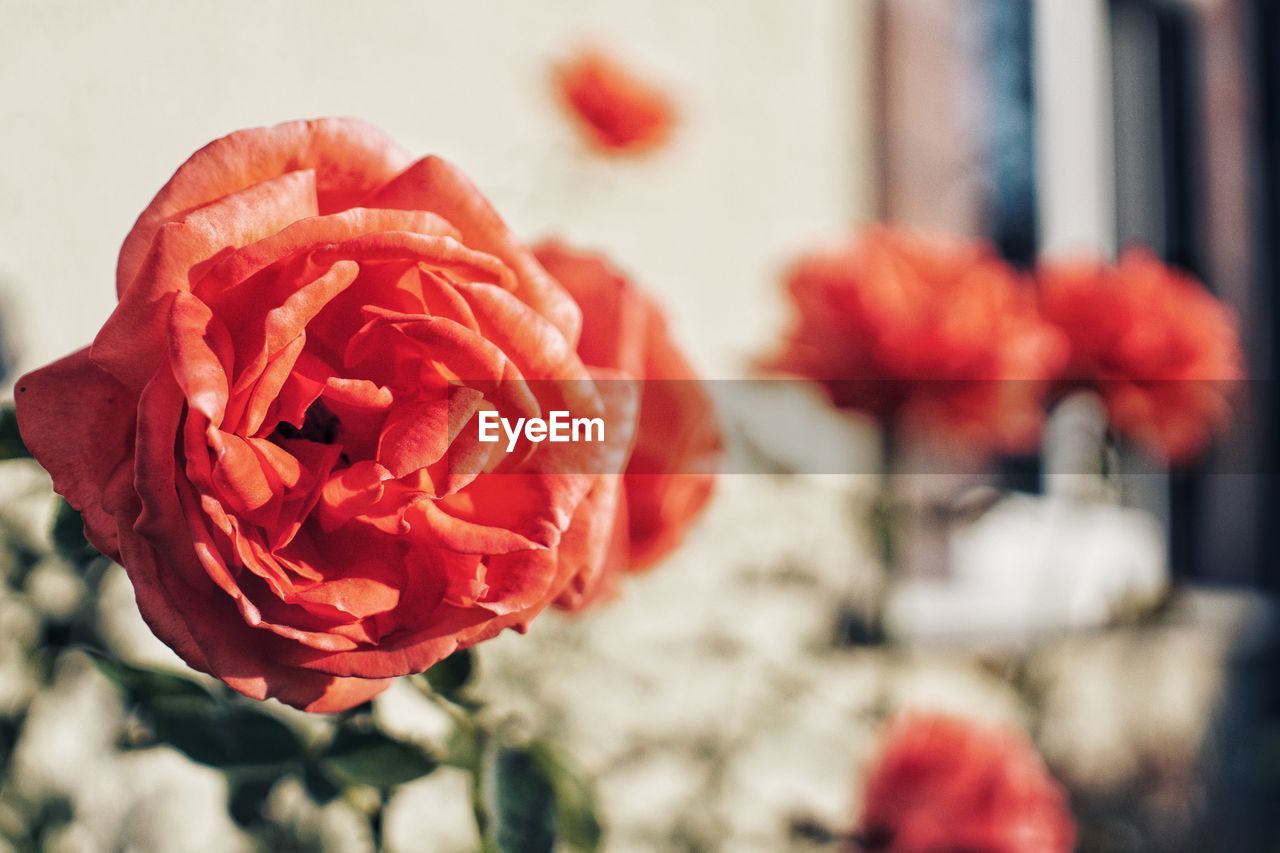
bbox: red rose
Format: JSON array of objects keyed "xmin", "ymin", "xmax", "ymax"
[
  {"xmin": 856, "ymin": 714, "xmax": 1076, "ymax": 853},
  {"xmin": 534, "ymin": 241, "xmax": 720, "ymax": 608},
  {"xmin": 1039, "ymin": 249, "xmax": 1244, "ymax": 463},
  {"xmin": 552, "ymin": 46, "xmax": 677, "ymax": 155},
  {"xmin": 15, "ymin": 118, "xmax": 708, "ymax": 712},
  {"xmin": 767, "ymin": 226, "xmax": 1067, "ymax": 456}
]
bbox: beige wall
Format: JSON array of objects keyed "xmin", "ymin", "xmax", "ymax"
[{"xmin": 0, "ymin": 0, "xmax": 875, "ymax": 382}]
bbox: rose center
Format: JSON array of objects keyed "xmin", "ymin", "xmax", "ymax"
[{"xmin": 270, "ymin": 400, "xmax": 341, "ymax": 445}]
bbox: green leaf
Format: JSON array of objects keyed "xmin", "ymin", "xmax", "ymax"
[
  {"xmin": 0, "ymin": 407, "xmax": 28, "ymax": 460},
  {"xmin": 226, "ymin": 770, "xmax": 281, "ymax": 828},
  {"xmin": 486, "ymin": 744, "xmax": 556, "ymax": 853},
  {"xmin": 481, "ymin": 742, "xmax": 602, "ymax": 853},
  {"xmin": 424, "ymin": 648, "xmax": 474, "ymax": 698},
  {"xmin": 89, "ymin": 652, "xmax": 214, "ymax": 707},
  {"xmin": 301, "ymin": 760, "xmax": 343, "ymax": 805},
  {"xmin": 89, "ymin": 652, "xmax": 305, "ymax": 769},
  {"xmin": 534, "ymin": 743, "xmax": 602, "ymax": 852},
  {"xmin": 51, "ymin": 500, "xmax": 99, "ymax": 568},
  {"xmin": 320, "ymin": 728, "xmax": 438, "ymax": 789},
  {"xmin": 446, "ymin": 721, "xmax": 483, "ymax": 772},
  {"xmin": 154, "ymin": 705, "xmax": 305, "ymax": 769}
]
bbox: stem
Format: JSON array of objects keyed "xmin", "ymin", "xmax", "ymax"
[
  {"xmin": 371, "ymin": 797, "xmax": 385, "ymax": 850},
  {"xmin": 872, "ymin": 418, "xmax": 902, "ymax": 644},
  {"xmin": 407, "ymin": 674, "xmax": 476, "ymax": 734},
  {"xmin": 471, "ymin": 727, "xmax": 497, "ymax": 853},
  {"xmin": 407, "ymin": 675, "xmax": 494, "ymax": 850}
]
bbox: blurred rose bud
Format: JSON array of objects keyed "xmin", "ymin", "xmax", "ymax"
[{"xmin": 552, "ymin": 45, "xmax": 677, "ymax": 155}]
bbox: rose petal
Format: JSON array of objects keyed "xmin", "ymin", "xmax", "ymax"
[
  {"xmin": 96, "ymin": 171, "xmax": 319, "ymax": 389},
  {"xmin": 118, "ymin": 118, "xmax": 411, "ymax": 297},
  {"xmin": 376, "ymin": 388, "xmax": 484, "ymax": 479},
  {"xmin": 13, "ymin": 349, "xmax": 134, "ymax": 560},
  {"xmin": 368, "ymin": 156, "xmax": 582, "ymax": 344}
]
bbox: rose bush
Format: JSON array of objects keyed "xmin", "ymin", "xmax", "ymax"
[
  {"xmin": 766, "ymin": 226, "xmax": 1067, "ymax": 457},
  {"xmin": 1039, "ymin": 249, "xmax": 1244, "ymax": 463},
  {"xmin": 855, "ymin": 714, "xmax": 1076, "ymax": 853},
  {"xmin": 15, "ymin": 118, "xmax": 716, "ymax": 712}
]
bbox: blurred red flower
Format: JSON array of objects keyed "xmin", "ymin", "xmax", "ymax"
[
  {"xmin": 552, "ymin": 46, "xmax": 676, "ymax": 155},
  {"xmin": 535, "ymin": 241, "xmax": 721, "ymax": 608},
  {"xmin": 766, "ymin": 226, "xmax": 1067, "ymax": 457},
  {"xmin": 1039, "ymin": 249, "xmax": 1244, "ymax": 463},
  {"xmin": 855, "ymin": 714, "xmax": 1076, "ymax": 853}
]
